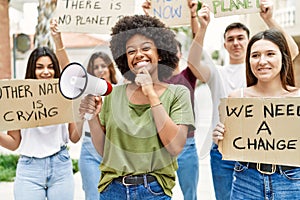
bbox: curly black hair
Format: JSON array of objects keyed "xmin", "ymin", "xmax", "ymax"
[{"xmin": 110, "ymin": 15, "xmax": 179, "ymax": 82}]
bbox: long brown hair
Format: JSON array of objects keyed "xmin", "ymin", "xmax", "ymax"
[
  {"xmin": 246, "ymin": 29, "xmax": 295, "ymax": 89},
  {"xmin": 86, "ymin": 52, "xmax": 118, "ymax": 84},
  {"xmin": 25, "ymin": 47, "xmax": 60, "ymax": 79}
]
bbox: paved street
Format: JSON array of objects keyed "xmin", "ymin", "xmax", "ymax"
[{"xmin": 0, "ymin": 84, "xmax": 216, "ymax": 199}]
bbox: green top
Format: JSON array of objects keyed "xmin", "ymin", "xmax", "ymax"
[{"xmin": 99, "ymin": 84, "xmax": 195, "ymax": 197}]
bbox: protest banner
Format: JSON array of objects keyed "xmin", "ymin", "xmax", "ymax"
[
  {"xmin": 202, "ymin": 0, "xmax": 260, "ymax": 17},
  {"xmin": 219, "ymin": 97, "xmax": 300, "ymax": 167},
  {"xmin": 0, "ymin": 79, "xmax": 79, "ymax": 131},
  {"xmin": 149, "ymin": 0, "xmax": 190, "ymax": 27},
  {"xmin": 53, "ymin": 0, "xmax": 134, "ymax": 34}
]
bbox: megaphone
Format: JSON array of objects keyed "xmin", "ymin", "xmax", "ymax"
[{"xmin": 59, "ymin": 62, "xmax": 113, "ymax": 119}]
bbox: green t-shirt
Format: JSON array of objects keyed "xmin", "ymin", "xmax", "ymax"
[{"xmin": 99, "ymin": 84, "xmax": 195, "ymax": 197}]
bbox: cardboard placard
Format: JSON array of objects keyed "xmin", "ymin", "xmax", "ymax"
[
  {"xmin": 219, "ymin": 97, "xmax": 300, "ymax": 167},
  {"xmin": 149, "ymin": 0, "xmax": 190, "ymax": 27},
  {"xmin": 202, "ymin": 0, "xmax": 260, "ymax": 18},
  {"xmin": 53, "ymin": 0, "xmax": 135, "ymax": 34},
  {"xmin": 0, "ymin": 79, "xmax": 79, "ymax": 131}
]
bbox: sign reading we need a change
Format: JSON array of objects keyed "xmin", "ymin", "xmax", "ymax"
[
  {"xmin": 202, "ymin": 0, "xmax": 260, "ymax": 18},
  {"xmin": 53, "ymin": 0, "xmax": 134, "ymax": 34},
  {"xmin": 219, "ymin": 97, "xmax": 300, "ymax": 167},
  {"xmin": 0, "ymin": 79, "xmax": 79, "ymax": 131}
]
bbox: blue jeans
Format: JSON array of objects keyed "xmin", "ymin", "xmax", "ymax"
[
  {"xmin": 14, "ymin": 146, "xmax": 74, "ymax": 200},
  {"xmin": 177, "ymin": 137, "xmax": 199, "ymax": 200},
  {"xmin": 210, "ymin": 143, "xmax": 235, "ymax": 200},
  {"xmin": 79, "ymin": 136, "xmax": 102, "ymax": 200},
  {"xmin": 231, "ymin": 162, "xmax": 300, "ymax": 199},
  {"xmin": 100, "ymin": 178, "xmax": 171, "ymax": 200}
]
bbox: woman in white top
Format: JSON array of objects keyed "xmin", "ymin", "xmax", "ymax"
[
  {"xmin": 0, "ymin": 47, "xmax": 80, "ymax": 200},
  {"xmin": 213, "ymin": 29, "xmax": 300, "ymax": 199}
]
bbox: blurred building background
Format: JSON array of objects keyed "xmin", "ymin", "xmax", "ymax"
[
  {"xmin": 1, "ymin": 0, "xmax": 299, "ymax": 83},
  {"xmin": 0, "ymin": 1, "xmax": 298, "ymax": 199}
]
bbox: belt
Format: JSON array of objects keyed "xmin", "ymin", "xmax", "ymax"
[
  {"xmin": 85, "ymin": 131, "xmax": 194, "ymax": 138},
  {"xmin": 115, "ymin": 174, "xmax": 156, "ymax": 186},
  {"xmin": 187, "ymin": 131, "xmax": 194, "ymax": 138},
  {"xmin": 240, "ymin": 162, "xmax": 297, "ymax": 175},
  {"xmin": 85, "ymin": 132, "xmax": 91, "ymax": 137}
]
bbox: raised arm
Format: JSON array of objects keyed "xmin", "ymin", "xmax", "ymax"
[
  {"xmin": 50, "ymin": 19, "xmax": 70, "ymax": 69},
  {"xmin": 189, "ymin": 0, "xmax": 200, "ymax": 38},
  {"xmin": 260, "ymin": 0, "xmax": 299, "ymax": 60},
  {"xmin": 187, "ymin": 3, "xmax": 213, "ymax": 83},
  {"xmin": 142, "ymin": 0, "xmax": 151, "ymax": 16}
]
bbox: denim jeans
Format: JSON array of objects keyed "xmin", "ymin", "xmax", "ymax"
[
  {"xmin": 14, "ymin": 146, "xmax": 74, "ymax": 200},
  {"xmin": 210, "ymin": 143, "xmax": 235, "ymax": 200},
  {"xmin": 100, "ymin": 178, "xmax": 171, "ymax": 200},
  {"xmin": 177, "ymin": 137, "xmax": 199, "ymax": 200},
  {"xmin": 79, "ymin": 136, "xmax": 102, "ymax": 200},
  {"xmin": 231, "ymin": 162, "xmax": 300, "ymax": 199}
]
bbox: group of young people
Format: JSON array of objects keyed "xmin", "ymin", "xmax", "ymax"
[{"xmin": 0, "ymin": 0, "xmax": 299, "ymax": 199}]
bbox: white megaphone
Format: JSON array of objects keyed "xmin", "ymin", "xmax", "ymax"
[{"xmin": 59, "ymin": 62, "xmax": 113, "ymax": 119}]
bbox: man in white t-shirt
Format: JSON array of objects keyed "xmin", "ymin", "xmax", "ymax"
[{"xmin": 188, "ymin": 1, "xmax": 299, "ymax": 200}]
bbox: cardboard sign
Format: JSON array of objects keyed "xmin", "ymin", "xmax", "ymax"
[
  {"xmin": 202, "ymin": 0, "xmax": 260, "ymax": 18},
  {"xmin": 149, "ymin": 0, "xmax": 190, "ymax": 27},
  {"xmin": 219, "ymin": 97, "xmax": 300, "ymax": 167},
  {"xmin": 53, "ymin": 0, "xmax": 134, "ymax": 34},
  {"xmin": 0, "ymin": 79, "xmax": 79, "ymax": 131}
]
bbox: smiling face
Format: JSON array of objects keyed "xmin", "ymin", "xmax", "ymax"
[
  {"xmin": 92, "ymin": 57, "xmax": 111, "ymax": 81},
  {"xmin": 125, "ymin": 34, "xmax": 160, "ymax": 76},
  {"xmin": 224, "ymin": 28, "xmax": 249, "ymax": 64},
  {"xmin": 34, "ymin": 56, "xmax": 55, "ymax": 79},
  {"xmin": 249, "ymin": 39, "xmax": 282, "ymax": 83}
]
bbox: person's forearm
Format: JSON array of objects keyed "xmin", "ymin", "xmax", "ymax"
[
  {"xmin": 150, "ymin": 104, "xmax": 187, "ymax": 156},
  {"xmin": 188, "ymin": 26, "xmax": 211, "ymax": 82},
  {"xmin": 147, "ymin": 91, "xmax": 187, "ymax": 156},
  {"xmin": 191, "ymin": 13, "xmax": 200, "ymax": 38},
  {"xmin": 88, "ymin": 116, "xmax": 105, "ymax": 156},
  {"xmin": 68, "ymin": 120, "xmax": 83, "ymax": 143},
  {"xmin": 0, "ymin": 131, "xmax": 20, "ymax": 151},
  {"xmin": 52, "ymin": 33, "xmax": 70, "ymax": 69}
]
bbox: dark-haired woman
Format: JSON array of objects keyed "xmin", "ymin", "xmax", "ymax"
[
  {"xmin": 213, "ymin": 29, "xmax": 300, "ymax": 199},
  {"xmin": 0, "ymin": 47, "xmax": 80, "ymax": 200}
]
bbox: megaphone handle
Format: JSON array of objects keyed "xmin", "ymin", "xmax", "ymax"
[
  {"xmin": 84, "ymin": 113, "xmax": 93, "ymax": 120},
  {"xmin": 83, "ymin": 93, "xmax": 98, "ymax": 120}
]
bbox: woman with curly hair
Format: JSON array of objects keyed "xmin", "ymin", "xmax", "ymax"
[{"xmin": 78, "ymin": 15, "xmax": 195, "ymax": 199}]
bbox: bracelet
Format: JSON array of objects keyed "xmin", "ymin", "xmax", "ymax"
[
  {"xmin": 56, "ymin": 46, "xmax": 65, "ymax": 51},
  {"xmin": 151, "ymin": 102, "xmax": 162, "ymax": 108},
  {"xmin": 191, "ymin": 15, "xmax": 197, "ymax": 18}
]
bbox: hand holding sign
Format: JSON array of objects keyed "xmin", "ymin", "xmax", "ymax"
[
  {"xmin": 212, "ymin": 122, "xmax": 225, "ymax": 145},
  {"xmin": 259, "ymin": 0, "xmax": 274, "ymax": 21},
  {"xmin": 198, "ymin": 3, "xmax": 211, "ymax": 27},
  {"xmin": 219, "ymin": 97, "xmax": 300, "ymax": 167},
  {"xmin": 202, "ymin": 0, "xmax": 260, "ymax": 18}
]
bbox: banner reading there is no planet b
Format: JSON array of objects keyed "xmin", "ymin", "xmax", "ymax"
[{"xmin": 53, "ymin": 0, "xmax": 134, "ymax": 34}]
